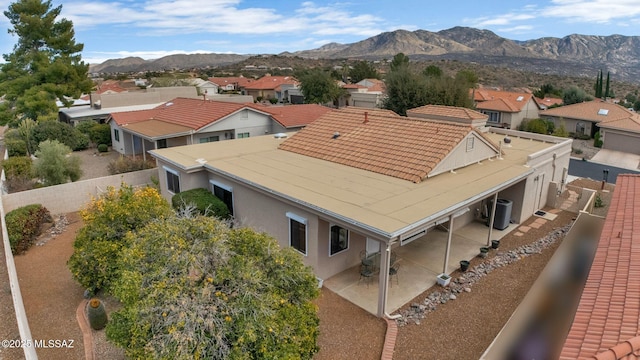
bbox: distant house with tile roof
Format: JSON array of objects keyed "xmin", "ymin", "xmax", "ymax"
[
  {"xmin": 474, "ymin": 89, "xmax": 539, "ymax": 129},
  {"xmin": 407, "ymin": 104, "xmax": 488, "ymax": 128},
  {"xmin": 534, "ymin": 96, "xmax": 563, "ymax": 110},
  {"xmin": 540, "ymin": 100, "xmax": 640, "ymax": 154},
  {"xmin": 209, "ymin": 76, "xmax": 254, "ymax": 92},
  {"xmin": 149, "ymin": 106, "xmax": 572, "ymax": 317},
  {"xmin": 107, "ymin": 97, "xmax": 329, "ymax": 159},
  {"xmin": 242, "ymin": 75, "xmax": 298, "ymax": 102},
  {"xmin": 338, "ymin": 78, "xmax": 386, "ymax": 108},
  {"xmin": 560, "ymin": 174, "xmax": 640, "ymax": 359}
]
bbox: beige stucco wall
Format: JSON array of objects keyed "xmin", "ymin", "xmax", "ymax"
[
  {"xmin": 198, "ymin": 109, "xmax": 272, "ymax": 139},
  {"xmin": 2, "ymin": 169, "xmax": 157, "ymax": 214},
  {"xmin": 430, "ymin": 133, "xmax": 499, "ymax": 176},
  {"xmin": 542, "ymin": 116, "xmax": 595, "ymax": 137}
]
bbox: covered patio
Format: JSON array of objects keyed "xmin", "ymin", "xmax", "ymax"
[{"xmin": 323, "ymin": 219, "xmax": 518, "ymax": 315}]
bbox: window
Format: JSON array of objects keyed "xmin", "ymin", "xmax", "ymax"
[
  {"xmin": 164, "ymin": 166, "xmax": 180, "ymax": 194},
  {"xmin": 157, "ymin": 139, "xmax": 167, "ymax": 149},
  {"xmin": 329, "ymin": 224, "xmax": 349, "ymax": 256},
  {"xmin": 236, "ymin": 132, "xmax": 250, "ymax": 138},
  {"xmin": 114, "ymin": 129, "xmax": 120, "ymax": 142},
  {"xmin": 199, "ymin": 136, "xmax": 219, "ymax": 143},
  {"xmin": 211, "ymin": 181, "xmax": 233, "ymax": 216},
  {"xmin": 466, "ymin": 137, "xmax": 475, "ymax": 152},
  {"xmin": 483, "ymin": 111, "xmax": 500, "ymax": 123},
  {"xmin": 287, "ymin": 212, "xmax": 307, "ymax": 255},
  {"xmin": 576, "ymin": 122, "xmax": 586, "ymax": 135}
]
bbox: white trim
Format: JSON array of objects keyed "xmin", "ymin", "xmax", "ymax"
[
  {"xmin": 163, "ymin": 166, "xmax": 179, "ymax": 176},
  {"xmin": 163, "ymin": 166, "xmax": 180, "ymax": 194},
  {"xmin": 286, "ymin": 212, "xmax": 308, "ymax": 256},
  {"xmin": 210, "ymin": 180, "xmax": 233, "ymax": 192},
  {"xmin": 400, "ymin": 228, "xmax": 427, "ymax": 246},
  {"xmin": 328, "ymin": 223, "xmax": 349, "ymax": 257}
]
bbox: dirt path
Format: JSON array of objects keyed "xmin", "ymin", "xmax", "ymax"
[{"xmin": 13, "ymin": 213, "xmax": 85, "ymax": 360}]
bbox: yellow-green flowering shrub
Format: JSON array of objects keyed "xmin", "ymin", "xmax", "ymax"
[
  {"xmin": 106, "ymin": 215, "xmax": 320, "ymax": 360},
  {"xmin": 67, "ymin": 184, "xmax": 172, "ymax": 293}
]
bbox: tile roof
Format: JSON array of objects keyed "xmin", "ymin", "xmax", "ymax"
[
  {"xmin": 560, "ymin": 174, "xmax": 640, "ymax": 359},
  {"xmin": 474, "ymin": 89, "xmax": 533, "ymax": 112},
  {"xmin": 208, "ymin": 76, "xmax": 254, "ymax": 88},
  {"xmin": 535, "ymin": 97, "xmax": 564, "ymax": 108},
  {"xmin": 408, "ymin": 104, "xmax": 488, "ymax": 120},
  {"xmin": 94, "ymin": 80, "xmax": 127, "ymax": 94},
  {"xmin": 243, "ymin": 75, "xmax": 298, "ymax": 90},
  {"xmin": 278, "ymin": 107, "xmax": 483, "ymax": 183},
  {"xmin": 540, "ymin": 100, "xmax": 636, "ymax": 124},
  {"xmin": 109, "ymin": 98, "xmax": 255, "ymax": 130},
  {"xmin": 357, "ymin": 78, "xmax": 386, "ymax": 92},
  {"xmin": 254, "ymin": 104, "xmax": 332, "ymax": 128},
  {"xmin": 122, "ymin": 119, "xmax": 193, "ymax": 139}
]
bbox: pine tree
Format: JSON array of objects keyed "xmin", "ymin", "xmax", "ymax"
[{"xmin": 0, "ymin": 0, "xmax": 93, "ymax": 124}]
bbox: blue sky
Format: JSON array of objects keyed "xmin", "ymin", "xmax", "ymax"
[{"xmin": 1, "ymin": 0, "xmax": 640, "ymax": 64}]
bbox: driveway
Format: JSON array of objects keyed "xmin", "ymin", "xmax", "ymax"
[
  {"xmin": 568, "ymin": 158, "xmax": 640, "ymax": 183},
  {"xmin": 590, "ymin": 149, "xmax": 640, "ymax": 170}
]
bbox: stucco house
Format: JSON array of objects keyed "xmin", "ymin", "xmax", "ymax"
[
  {"xmin": 474, "ymin": 89, "xmax": 539, "ymax": 129},
  {"xmin": 337, "ymin": 78, "xmax": 386, "ymax": 108},
  {"xmin": 540, "ymin": 100, "xmax": 640, "ymax": 154},
  {"xmin": 209, "ymin": 76, "xmax": 254, "ymax": 92},
  {"xmin": 108, "ymin": 97, "xmax": 331, "ymax": 159},
  {"xmin": 242, "ymin": 76, "xmax": 298, "ymax": 102},
  {"xmin": 149, "ymin": 106, "xmax": 571, "ymax": 317}
]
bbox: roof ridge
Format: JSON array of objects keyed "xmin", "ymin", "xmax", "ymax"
[{"xmin": 592, "ymin": 335, "xmax": 640, "ymax": 360}]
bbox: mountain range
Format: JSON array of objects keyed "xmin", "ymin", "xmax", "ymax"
[{"xmin": 89, "ymin": 26, "xmax": 640, "ymax": 83}]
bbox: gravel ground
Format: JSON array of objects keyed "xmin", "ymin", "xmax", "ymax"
[
  {"xmin": 570, "ymin": 139, "xmax": 600, "ymax": 160},
  {"xmin": 74, "ymin": 148, "xmax": 120, "ymax": 181}
]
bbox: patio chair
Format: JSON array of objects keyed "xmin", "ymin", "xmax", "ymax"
[
  {"xmin": 360, "ymin": 250, "xmax": 374, "ymax": 268},
  {"xmin": 389, "ymin": 263, "xmax": 400, "ymax": 287},
  {"xmin": 359, "ymin": 263, "xmax": 374, "ymax": 287}
]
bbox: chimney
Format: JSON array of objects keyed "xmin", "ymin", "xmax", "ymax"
[{"xmin": 364, "ymin": 111, "xmax": 369, "ymax": 124}]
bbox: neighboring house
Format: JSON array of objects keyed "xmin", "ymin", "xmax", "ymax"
[
  {"xmin": 242, "ymin": 75, "xmax": 298, "ymax": 102},
  {"xmin": 534, "ymin": 97, "xmax": 563, "ymax": 110},
  {"xmin": 338, "ymin": 78, "xmax": 386, "ymax": 108},
  {"xmin": 474, "ymin": 89, "xmax": 539, "ymax": 129},
  {"xmin": 149, "ymin": 106, "xmax": 571, "ymax": 317},
  {"xmin": 208, "ymin": 76, "xmax": 254, "ymax": 92},
  {"xmin": 59, "ymin": 86, "xmax": 200, "ymax": 125},
  {"xmin": 540, "ymin": 101, "xmax": 640, "ymax": 153},
  {"xmin": 108, "ymin": 97, "xmax": 329, "ymax": 159},
  {"xmin": 407, "ymin": 104, "xmax": 489, "ymax": 127},
  {"xmin": 559, "ymin": 174, "xmax": 640, "ymax": 359},
  {"xmin": 190, "ymin": 78, "xmax": 219, "ymax": 96}
]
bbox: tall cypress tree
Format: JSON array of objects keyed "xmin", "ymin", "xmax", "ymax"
[
  {"xmin": 0, "ymin": 0, "xmax": 93, "ymax": 124},
  {"xmin": 595, "ymin": 70, "xmax": 603, "ymax": 98},
  {"xmin": 605, "ymin": 71, "xmax": 611, "ymax": 99}
]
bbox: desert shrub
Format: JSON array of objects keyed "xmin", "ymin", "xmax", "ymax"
[
  {"xmin": 6, "ymin": 204, "xmax": 52, "ymax": 254},
  {"xmin": 97, "ymin": 144, "xmax": 108, "ymax": 152},
  {"xmin": 31, "ymin": 120, "xmax": 89, "ymax": 152},
  {"xmin": 5, "ymin": 139, "xmax": 27, "ymax": 157},
  {"xmin": 573, "ymin": 148, "xmax": 583, "ymax": 155},
  {"xmin": 269, "ymin": 97, "xmax": 278, "ymax": 104},
  {"xmin": 595, "ymin": 194, "xmax": 605, "ymax": 208},
  {"xmin": 107, "ymin": 156, "xmax": 156, "ymax": 175},
  {"xmin": 171, "ymin": 188, "xmax": 231, "ymax": 219},
  {"xmin": 525, "ymin": 118, "xmax": 553, "ymax": 134},
  {"xmin": 88, "ymin": 124, "xmax": 112, "ymax": 145},
  {"xmin": 594, "ymin": 131, "xmax": 603, "ymax": 148},
  {"xmin": 2, "ymin": 156, "xmax": 32, "ymax": 178},
  {"xmin": 552, "ymin": 120, "xmax": 569, "ymax": 137},
  {"xmin": 33, "ymin": 140, "xmax": 83, "ymax": 186}
]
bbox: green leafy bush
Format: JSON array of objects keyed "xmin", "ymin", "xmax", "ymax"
[
  {"xmin": 87, "ymin": 123, "xmax": 112, "ymax": 145},
  {"xmin": 2, "ymin": 156, "xmax": 32, "ymax": 178},
  {"xmin": 31, "ymin": 120, "xmax": 89, "ymax": 152},
  {"xmin": 595, "ymin": 194, "xmax": 605, "ymax": 208},
  {"xmin": 97, "ymin": 144, "xmax": 108, "ymax": 152},
  {"xmin": 6, "ymin": 204, "xmax": 52, "ymax": 254},
  {"xmin": 524, "ymin": 118, "xmax": 554, "ymax": 134},
  {"xmin": 33, "ymin": 140, "xmax": 82, "ymax": 185},
  {"xmin": 171, "ymin": 188, "xmax": 231, "ymax": 219},
  {"xmin": 594, "ymin": 131, "xmax": 603, "ymax": 148},
  {"xmin": 107, "ymin": 156, "xmax": 156, "ymax": 175},
  {"xmin": 269, "ymin": 97, "xmax": 278, "ymax": 104},
  {"xmin": 5, "ymin": 139, "xmax": 27, "ymax": 157}
]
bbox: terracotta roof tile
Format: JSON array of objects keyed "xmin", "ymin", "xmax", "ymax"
[
  {"xmin": 254, "ymin": 104, "xmax": 332, "ymax": 128},
  {"xmin": 474, "ymin": 89, "xmax": 533, "ymax": 112},
  {"xmin": 208, "ymin": 76, "xmax": 254, "ymax": 88},
  {"xmin": 243, "ymin": 75, "xmax": 297, "ymax": 90},
  {"xmin": 540, "ymin": 100, "xmax": 638, "ymax": 125},
  {"xmin": 560, "ymin": 174, "xmax": 640, "ymax": 359},
  {"xmin": 278, "ymin": 107, "xmax": 483, "ymax": 183},
  {"xmin": 407, "ymin": 104, "xmax": 488, "ymax": 120}
]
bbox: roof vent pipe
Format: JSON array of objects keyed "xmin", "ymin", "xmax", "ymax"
[
  {"xmin": 332, "ymin": 132, "xmax": 340, "ymax": 139},
  {"xmin": 364, "ymin": 111, "xmax": 369, "ymax": 124}
]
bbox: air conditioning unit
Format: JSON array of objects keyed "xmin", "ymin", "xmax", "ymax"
[{"xmin": 489, "ymin": 198, "xmax": 513, "ymax": 230}]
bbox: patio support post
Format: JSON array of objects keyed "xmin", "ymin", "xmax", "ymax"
[
  {"xmin": 487, "ymin": 193, "xmax": 498, "ymax": 246},
  {"xmin": 131, "ymin": 135, "xmax": 136, "ymax": 160},
  {"xmin": 377, "ymin": 242, "xmax": 391, "ymax": 318},
  {"xmin": 442, "ymin": 214, "xmax": 455, "ymax": 274},
  {"xmin": 142, "ymin": 140, "xmax": 146, "ymax": 162}
]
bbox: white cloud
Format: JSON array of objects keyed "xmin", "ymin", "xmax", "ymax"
[
  {"xmin": 543, "ymin": 0, "xmax": 640, "ymax": 23},
  {"xmin": 465, "ymin": 13, "xmax": 536, "ymax": 28}
]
